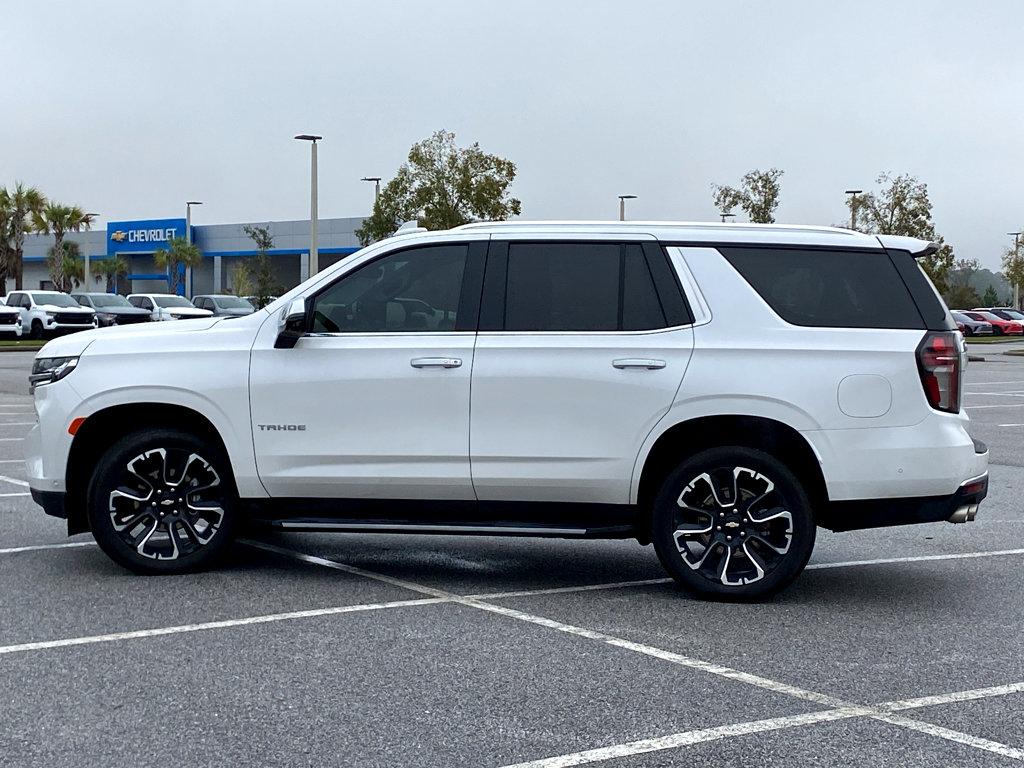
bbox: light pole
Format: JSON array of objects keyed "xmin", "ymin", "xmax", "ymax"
[
  {"xmin": 361, "ymin": 177, "xmax": 381, "ymax": 206},
  {"xmin": 845, "ymin": 189, "xmax": 863, "ymax": 231},
  {"xmin": 295, "ymin": 134, "xmax": 322, "ymax": 276},
  {"xmin": 185, "ymin": 201, "xmax": 202, "ymax": 297},
  {"xmin": 618, "ymin": 194, "xmax": 637, "ymax": 221},
  {"xmin": 82, "ymin": 213, "xmax": 99, "ymax": 291},
  {"xmin": 720, "ymin": 212, "xmax": 736, "ymax": 224},
  {"xmin": 1009, "ymin": 231, "xmax": 1022, "ymax": 309}
]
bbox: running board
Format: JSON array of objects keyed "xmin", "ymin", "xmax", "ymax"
[{"xmin": 259, "ymin": 518, "xmax": 635, "ymax": 538}]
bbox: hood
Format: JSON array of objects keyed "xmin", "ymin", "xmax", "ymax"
[
  {"xmin": 38, "ymin": 304, "xmax": 93, "ymax": 313},
  {"xmin": 96, "ymin": 306, "xmax": 152, "ymax": 315},
  {"xmin": 38, "ymin": 316, "xmax": 226, "ymax": 358},
  {"xmin": 165, "ymin": 307, "xmax": 213, "ymax": 316},
  {"xmin": 219, "ymin": 308, "xmax": 254, "ymax": 316}
]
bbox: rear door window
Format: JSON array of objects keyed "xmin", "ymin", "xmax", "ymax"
[
  {"xmin": 720, "ymin": 247, "xmax": 925, "ymax": 329},
  {"xmin": 501, "ymin": 242, "xmax": 668, "ymax": 332}
]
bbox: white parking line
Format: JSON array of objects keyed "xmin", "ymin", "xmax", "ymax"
[
  {"xmin": 965, "ymin": 404, "xmax": 1024, "ymax": 410},
  {"xmin": 0, "ymin": 492, "xmax": 30, "ymax": 497},
  {"xmin": 804, "ymin": 548, "xmax": 1024, "ymax": 571},
  {"xmin": 0, "ymin": 596, "xmax": 446, "ymax": 656},
  {"xmin": 997, "ymin": 424, "xmax": 1024, "ymax": 428},
  {"xmin": 965, "ymin": 379, "xmax": 1024, "ymax": 386},
  {"xmin": 0, "ymin": 437, "xmax": 24, "ymax": 441},
  {"xmin": 963, "ymin": 391, "xmax": 1024, "ymax": 398},
  {"xmin": 254, "ymin": 543, "xmax": 1024, "ymax": 764},
  {"xmin": 0, "ymin": 541, "xmax": 94, "ymax": 555},
  {"xmin": 0, "ymin": 422, "xmax": 35, "ymax": 427},
  {"xmin": 0, "ymin": 473, "xmax": 30, "ymax": 487},
  {"xmin": 0, "ymin": 459, "xmax": 24, "ymax": 463}
]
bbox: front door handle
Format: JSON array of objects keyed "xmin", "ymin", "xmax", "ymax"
[
  {"xmin": 612, "ymin": 358, "xmax": 667, "ymax": 370},
  {"xmin": 410, "ymin": 357, "xmax": 462, "ymax": 369}
]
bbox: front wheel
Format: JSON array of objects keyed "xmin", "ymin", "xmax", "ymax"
[
  {"xmin": 87, "ymin": 428, "xmax": 239, "ymax": 574},
  {"xmin": 651, "ymin": 447, "xmax": 816, "ymax": 600}
]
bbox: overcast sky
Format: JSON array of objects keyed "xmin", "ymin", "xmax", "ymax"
[{"xmin": 3, "ymin": 0, "xmax": 1022, "ymax": 269}]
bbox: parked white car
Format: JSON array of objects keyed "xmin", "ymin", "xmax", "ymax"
[
  {"xmin": 0, "ymin": 297, "xmax": 23, "ymax": 337},
  {"xmin": 25, "ymin": 222, "xmax": 988, "ymax": 599},
  {"xmin": 6, "ymin": 290, "xmax": 95, "ymax": 339},
  {"xmin": 126, "ymin": 293, "xmax": 214, "ymax": 321}
]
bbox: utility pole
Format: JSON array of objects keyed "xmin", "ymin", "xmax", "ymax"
[
  {"xmin": 295, "ymin": 134, "xmax": 322, "ymax": 276},
  {"xmin": 82, "ymin": 213, "xmax": 99, "ymax": 291},
  {"xmin": 361, "ymin": 177, "xmax": 382, "ymax": 206},
  {"xmin": 720, "ymin": 212, "xmax": 736, "ymax": 224},
  {"xmin": 1010, "ymin": 231, "xmax": 1022, "ymax": 309},
  {"xmin": 845, "ymin": 189, "xmax": 863, "ymax": 231},
  {"xmin": 185, "ymin": 201, "xmax": 202, "ymax": 297},
  {"xmin": 618, "ymin": 194, "xmax": 637, "ymax": 221}
]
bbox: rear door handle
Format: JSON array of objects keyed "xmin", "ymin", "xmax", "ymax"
[
  {"xmin": 410, "ymin": 357, "xmax": 462, "ymax": 369},
  {"xmin": 612, "ymin": 358, "xmax": 667, "ymax": 370}
]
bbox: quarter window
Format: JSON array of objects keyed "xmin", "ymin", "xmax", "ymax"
[
  {"xmin": 311, "ymin": 244, "xmax": 468, "ymax": 333},
  {"xmin": 720, "ymin": 247, "xmax": 925, "ymax": 329}
]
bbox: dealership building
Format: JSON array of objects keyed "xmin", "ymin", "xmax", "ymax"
[{"xmin": 14, "ymin": 215, "xmax": 365, "ymax": 296}]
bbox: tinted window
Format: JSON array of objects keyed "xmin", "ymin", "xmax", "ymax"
[
  {"xmin": 622, "ymin": 245, "xmax": 666, "ymax": 330},
  {"xmin": 311, "ymin": 244, "xmax": 468, "ymax": 333},
  {"xmin": 721, "ymin": 248, "xmax": 925, "ymax": 329}
]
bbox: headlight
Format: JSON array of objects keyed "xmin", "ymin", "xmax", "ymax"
[
  {"xmin": 44, "ymin": 311, "xmax": 56, "ymax": 319},
  {"xmin": 29, "ymin": 356, "xmax": 79, "ymax": 393}
]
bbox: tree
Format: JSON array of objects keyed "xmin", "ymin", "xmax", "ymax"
[
  {"xmin": 982, "ymin": 285, "xmax": 1000, "ymax": 306},
  {"xmin": 712, "ymin": 168, "xmax": 784, "ymax": 224},
  {"xmin": 93, "ymin": 256, "xmax": 128, "ymax": 293},
  {"xmin": 846, "ymin": 173, "xmax": 955, "ymax": 295},
  {"xmin": 0, "ymin": 196, "xmax": 12, "ymax": 290},
  {"xmin": 230, "ymin": 264, "xmax": 254, "ymax": 298},
  {"xmin": 153, "ymin": 236, "xmax": 202, "ymax": 295},
  {"xmin": 47, "ymin": 241, "xmax": 84, "ymax": 292},
  {"xmin": 241, "ymin": 224, "xmax": 281, "ymax": 308},
  {"xmin": 355, "ymin": 130, "xmax": 522, "ymax": 245},
  {"xmin": 2, "ymin": 183, "xmax": 47, "ymax": 290},
  {"xmin": 32, "ymin": 202, "xmax": 93, "ymax": 292},
  {"xmin": 1001, "ymin": 233, "xmax": 1024, "ymax": 310}
]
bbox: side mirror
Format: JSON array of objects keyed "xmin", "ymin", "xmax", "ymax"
[{"xmin": 274, "ymin": 298, "xmax": 307, "ymax": 349}]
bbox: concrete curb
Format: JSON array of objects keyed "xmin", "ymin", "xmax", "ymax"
[{"xmin": 0, "ymin": 345, "xmax": 43, "ymax": 354}]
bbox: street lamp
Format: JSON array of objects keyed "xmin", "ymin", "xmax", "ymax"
[
  {"xmin": 361, "ymin": 177, "xmax": 382, "ymax": 206},
  {"xmin": 1009, "ymin": 231, "xmax": 1022, "ymax": 309},
  {"xmin": 845, "ymin": 189, "xmax": 863, "ymax": 231},
  {"xmin": 185, "ymin": 201, "xmax": 203, "ymax": 297},
  {"xmin": 295, "ymin": 134, "xmax": 322, "ymax": 276},
  {"xmin": 720, "ymin": 212, "xmax": 736, "ymax": 223},
  {"xmin": 618, "ymin": 194, "xmax": 637, "ymax": 221},
  {"xmin": 82, "ymin": 213, "xmax": 100, "ymax": 290}
]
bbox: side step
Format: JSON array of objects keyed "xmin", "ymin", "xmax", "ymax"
[{"xmin": 258, "ymin": 518, "xmax": 635, "ymax": 538}]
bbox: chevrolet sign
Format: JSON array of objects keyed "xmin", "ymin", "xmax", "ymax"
[{"xmin": 106, "ymin": 218, "xmax": 189, "ymax": 254}]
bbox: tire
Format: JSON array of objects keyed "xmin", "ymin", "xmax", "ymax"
[
  {"xmin": 964, "ymin": 327, "xmax": 974, "ymax": 337},
  {"xmin": 87, "ymin": 428, "xmax": 239, "ymax": 574},
  {"xmin": 651, "ymin": 446, "xmax": 816, "ymax": 600},
  {"xmin": 30, "ymin": 319, "xmax": 43, "ymax": 340}
]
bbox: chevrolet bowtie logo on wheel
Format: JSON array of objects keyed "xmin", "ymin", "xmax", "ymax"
[
  {"xmin": 110, "ymin": 230, "xmax": 127, "ymax": 242},
  {"xmin": 725, "ymin": 521, "xmax": 740, "ymax": 528}
]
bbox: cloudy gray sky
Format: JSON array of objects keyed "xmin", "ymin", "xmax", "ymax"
[{"xmin": 3, "ymin": 0, "xmax": 1022, "ymax": 268}]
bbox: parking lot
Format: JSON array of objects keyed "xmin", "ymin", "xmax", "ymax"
[{"xmin": 0, "ymin": 346, "xmax": 1022, "ymax": 768}]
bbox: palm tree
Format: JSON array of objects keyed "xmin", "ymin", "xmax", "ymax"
[
  {"xmin": 47, "ymin": 241, "xmax": 84, "ymax": 293},
  {"xmin": 2, "ymin": 183, "xmax": 47, "ymax": 290},
  {"xmin": 0, "ymin": 193, "xmax": 12, "ymax": 290},
  {"xmin": 153, "ymin": 236, "xmax": 202, "ymax": 295},
  {"xmin": 93, "ymin": 256, "xmax": 128, "ymax": 293},
  {"xmin": 33, "ymin": 203, "xmax": 94, "ymax": 291}
]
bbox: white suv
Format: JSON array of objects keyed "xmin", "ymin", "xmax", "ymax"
[
  {"xmin": 126, "ymin": 293, "xmax": 214, "ymax": 321},
  {"xmin": 6, "ymin": 291, "xmax": 96, "ymax": 338},
  {"xmin": 25, "ymin": 222, "xmax": 988, "ymax": 598}
]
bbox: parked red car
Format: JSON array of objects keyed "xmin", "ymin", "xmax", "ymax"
[{"xmin": 962, "ymin": 310, "xmax": 1024, "ymax": 335}]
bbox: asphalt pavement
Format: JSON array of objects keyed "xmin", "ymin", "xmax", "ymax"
[{"xmin": 1, "ymin": 346, "xmax": 1022, "ymax": 767}]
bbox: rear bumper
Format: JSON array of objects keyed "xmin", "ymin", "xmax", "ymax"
[
  {"xmin": 820, "ymin": 472, "xmax": 989, "ymax": 532},
  {"xmin": 31, "ymin": 487, "xmax": 67, "ymax": 519}
]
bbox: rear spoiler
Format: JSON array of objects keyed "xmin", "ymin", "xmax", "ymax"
[{"xmin": 876, "ymin": 234, "xmax": 937, "ymax": 257}]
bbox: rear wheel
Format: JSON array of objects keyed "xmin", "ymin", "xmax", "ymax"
[
  {"xmin": 651, "ymin": 446, "xmax": 816, "ymax": 600},
  {"xmin": 87, "ymin": 428, "xmax": 239, "ymax": 574}
]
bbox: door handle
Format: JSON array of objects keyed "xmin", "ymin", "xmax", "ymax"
[
  {"xmin": 612, "ymin": 358, "xmax": 667, "ymax": 370},
  {"xmin": 410, "ymin": 357, "xmax": 462, "ymax": 369}
]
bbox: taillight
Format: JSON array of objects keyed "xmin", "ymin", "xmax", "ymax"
[{"xmin": 916, "ymin": 331, "xmax": 961, "ymax": 413}]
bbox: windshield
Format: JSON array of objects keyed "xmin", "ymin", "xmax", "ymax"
[
  {"xmin": 214, "ymin": 296, "xmax": 254, "ymax": 309},
  {"xmin": 979, "ymin": 312, "xmax": 1006, "ymax": 322},
  {"xmin": 1002, "ymin": 309, "xmax": 1024, "ymax": 320},
  {"xmin": 32, "ymin": 293, "xmax": 80, "ymax": 308},
  {"xmin": 154, "ymin": 296, "xmax": 196, "ymax": 308},
  {"xmin": 88, "ymin": 294, "xmax": 132, "ymax": 308}
]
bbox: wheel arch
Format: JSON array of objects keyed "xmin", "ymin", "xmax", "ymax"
[
  {"xmin": 65, "ymin": 403, "xmax": 235, "ymax": 535},
  {"xmin": 633, "ymin": 414, "xmax": 828, "ymax": 541}
]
